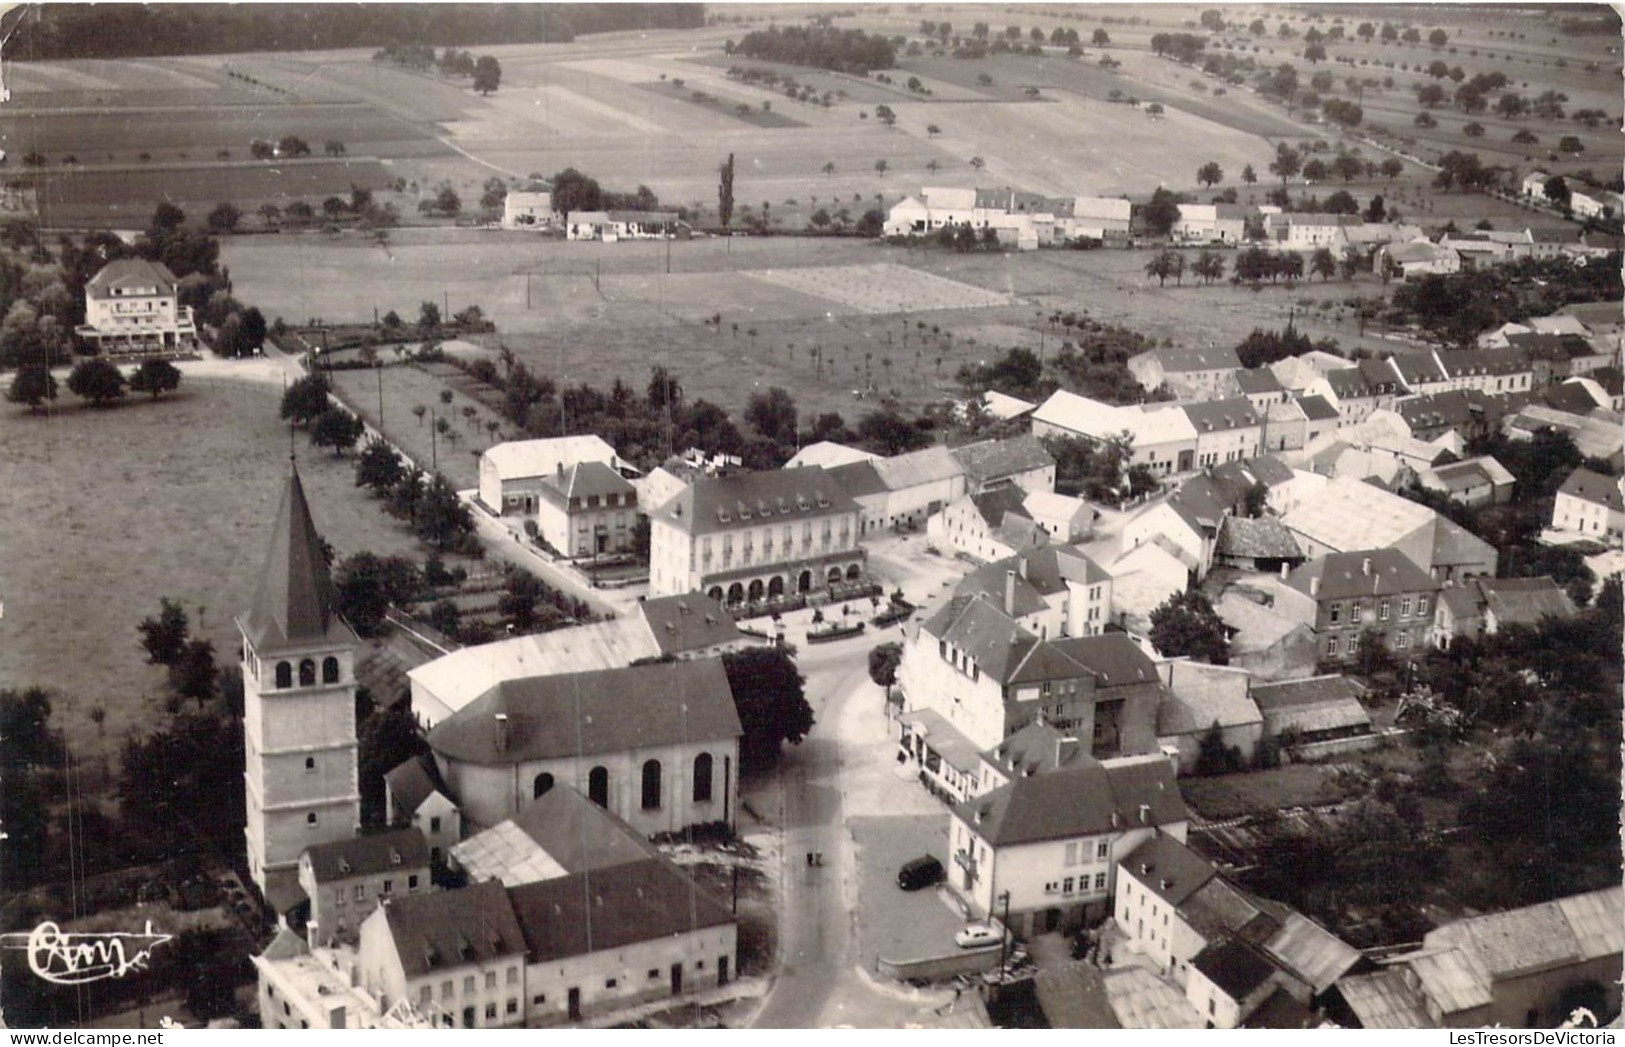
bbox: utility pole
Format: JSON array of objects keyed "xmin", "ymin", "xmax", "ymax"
[
  {"xmin": 997, "ymin": 889, "xmax": 1011, "ymax": 977},
  {"xmin": 430, "ymin": 408, "xmax": 438, "ymax": 470},
  {"xmin": 376, "ymin": 362, "xmax": 385, "ymax": 427}
]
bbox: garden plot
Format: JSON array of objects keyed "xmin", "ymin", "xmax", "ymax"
[{"xmin": 746, "ymin": 263, "xmax": 1012, "ymax": 314}]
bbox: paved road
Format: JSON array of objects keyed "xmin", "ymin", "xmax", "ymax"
[{"xmin": 748, "ymin": 637, "xmax": 947, "ymax": 1029}]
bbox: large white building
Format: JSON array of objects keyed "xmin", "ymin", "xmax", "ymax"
[
  {"xmin": 75, "ymin": 258, "xmax": 197, "ymax": 353},
  {"xmin": 502, "ymin": 190, "xmax": 556, "ymax": 229},
  {"xmin": 646, "ymin": 467, "xmax": 864, "ymax": 604},
  {"xmin": 238, "ymin": 469, "xmax": 363, "ymax": 911}
]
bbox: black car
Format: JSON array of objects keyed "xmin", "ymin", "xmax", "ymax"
[{"xmin": 897, "ymin": 855, "xmax": 945, "ymax": 891}]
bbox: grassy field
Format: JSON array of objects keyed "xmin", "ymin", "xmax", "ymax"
[
  {"xmin": 0, "ymin": 378, "xmax": 421, "ymax": 767},
  {"xmin": 226, "ymin": 226, "xmax": 1452, "ymax": 422}
]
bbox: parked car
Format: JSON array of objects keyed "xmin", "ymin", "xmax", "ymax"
[
  {"xmin": 896, "ymin": 855, "xmax": 944, "ymax": 891},
  {"xmin": 955, "ymin": 923, "xmax": 1004, "ymax": 949}
]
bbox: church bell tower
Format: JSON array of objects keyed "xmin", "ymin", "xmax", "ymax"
[{"xmin": 237, "ymin": 468, "xmax": 361, "ymax": 907}]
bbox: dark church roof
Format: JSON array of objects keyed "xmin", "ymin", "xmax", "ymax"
[{"xmin": 240, "ymin": 469, "xmax": 357, "ymax": 653}]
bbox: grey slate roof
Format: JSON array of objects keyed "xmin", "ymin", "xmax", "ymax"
[
  {"xmin": 380, "ymin": 879, "xmax": 527, "ymax": 978},
  {"xmin": 304, "ymin": 827, "xmax": 429, "ymax": 884},
  {"xmin": 650, "ymin": 466, "xmax": 858, "ymax": 536},
  {"xmin": 1282, "ymin": 548, "xmax": 1439, "ymax": 602},
  {"xmin": 1121, "ymin": 832, "xmax": 1216, "ymax": 909},
  {"xmin": 240, "ymin": 469, "xmax": 358, "ymax": 654},
  {"xmin": 951, "ymin": 434, "xmax": 1055, "ymax": 483},
  {"xmin": 384, "ymin": 753, "xmax": 453, "ymax": 821},
  {"xmin": 1192, "ymin": 938, "xmax": 1278, "ymax": 1001},
  {"xmin": 637, "ymin": 592, "xmax": 742, "ymax": 655},
  {"xmin": 1215, "ymin": 516, "xmax": 1303, "ymax": 560},
  {"xmin": 507, "ymin": 857, "xmax": 734, "ymax": 963},
  {"xmin": 954, "ymin": 757, "xmax": 1184, "ymax": 847},
  {"xmin": 428, "ymin": 659, "xmax": 741, "ymax": 765},
  {"xmin": 1558, "ymin": 466, "xmax": 1623, "ymax": 512}
]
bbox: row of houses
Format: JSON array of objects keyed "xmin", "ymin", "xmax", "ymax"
[{"xmin": 883, "ymin": 186, "xmax": 1134, "ymax": 249}]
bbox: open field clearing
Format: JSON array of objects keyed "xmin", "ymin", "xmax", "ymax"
[
  {"xmin": 39, "ymin": 160, "xmax": 395, "ymax": 228},
  {"xmin": 748, "ymin": 262, "xmax": 1012, "ymax": 314},
  {"xmin": 0, "ymin": 379, "xmax": 421, "ymax": 766},
  {"xmin": 889, "ymin": 91, "xmax": 1269, "ymax": 197}
]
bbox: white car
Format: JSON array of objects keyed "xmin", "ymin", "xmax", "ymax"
[{"xmin": 955, "ymin": 923, "xmax": 1003, "ymax": 949}]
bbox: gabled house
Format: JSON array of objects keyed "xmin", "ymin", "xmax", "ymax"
[
  {"xmin": 1505, "ymin": 405, "xmax": 1625, "ymax": 469},
  {"xmin": 1229, "ymin": 368, "xmax": 1291, "ymax": 415},
  {"xmin": 479, "ymin": 436, "xmax": 627, "ymax": 517},
  {"xmin": 897, "ymin": 592, "xmax": 1164, "ymax": 763},
  {"xmin": 502, "ymin": 190, "xmax": 556, "ymax": 229},
  {"xmin": 1435, "ymin": 346, "xmax": 1535, "ymax": 395},
  {"xmin": 954, "ymin": 544, "xmax": 1114, "ymax": 640},
  {"xmin": 1324, "ymin": 359, "xmax": 1406, "ymax": 427},
  {"xmin": 300, "ymin": 828, "xmax": 431, "ymax": 946},
  {"xmin": 1032, "ymin": 391, "xmax": 1199, "ymax": 477},
  {"xmin": 536, "ymin": 461, "xmax": 639, "ymax": 558},
  {"xmin": 566, "ymin": 210, "xmax": 683, "ymax": 241},
  {"xmin": 950, "ymin": 434, "xmax": 1056, "ymax": 494},
  {"xmin": 1127, "ymin": 345, "xmax": 1243, "ymax": 400},
  {"xmin": 1214, "ymin": 591, "xmax": 1319, "ymax": 682},
  {"xmin": 1274, "ymin": 548, "xmax": 1442, "ymax": 663},
  {"xmin": 1182, "ymin": 397, "xmax": 1263, "ymax": 468},
  {"xmin": 1213, "ymin": 516, "xmax": 1305, "ymax": 574},
  {"xmin": 384, "ymin": 753, "xmax": 462, "ymax": 867},
  {"xmin": 928, "ymin": 485, "xmax": 1049, "ymax": 563},
  {"xmin": 1295, "ymin": 395, "xmax": 1340, "ymax": 446},
  {"xmin": 948, "ymin": 757, "xmax": 1187, "ymax": 936},
  {"xmin": 1550, "ymin": 466, "xmax": 1624, "ymax": 539},
  {"xmin": 1431, "ymin": 575, "xmax": 1576, "ymax": 646},
  {"xmin": 1278, "ymin": 213, "xmax": 1361, "ymax": 250},
  {"xmin": 1248, "ymin": 675, "xmax": 1373, "ymax": 747},
  {"xmin": 1415, "ymin": 456, "xmax": 1515, "ymax": 507},
  {"xmin": 860, "ymin": 445, "xmax": 969, "ymax": 532},
  {"xmin": 1172, "ymin": 203, "xmax": 1248, "ymax": 244},
  {"xmin": 1376, "ymin": 240, "xmax": 1460, "ymax": 279}
]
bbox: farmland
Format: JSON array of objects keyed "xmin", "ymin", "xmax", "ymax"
[{"xmin": 0, "ymin": 378, "xmax": 421, "ymax": 767}]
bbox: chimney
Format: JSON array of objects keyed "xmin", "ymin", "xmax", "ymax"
[
  {"xmin": 556, "ymin": 461, "xmax": 564, "ymax": 478},
  {"xmin": 1309, "ymin": 576, "xmax": 1321, "ymax": 598},
  {"xmin": 1138, "ymin": 803, "xmax": 1150, "ymax": 825},
  {"xmin": 328, "ymin": 1006, "xmax": 347, "ymax": 1030},
  {"xmin": 1280, "ymin": 562, "xmax": 1290, "ymax": 580},
  {"xmin": 1005, "ymin": 569, "xmax": 1017, "ymax": 616},
  {"xmin": 1018, "ymin": 555, "xmax": 1029, "ymax": 580},
  {"xmin": 1161, "ymin": 878, "xmax": 1173, "ymax": 891},
  {"xmin": 494, "ymin": 712, "xmax": 510, "ymax": 752},
  {"xmin": 1362, "ymin": 556, "xmax": 1372, "ymax": 576},
  {"xmin": 1111, "ymin": 810, "xmax": 1120, "ymax": 829},
  {"xmin": 1056, "ymin": 736, "xmax": 1078, "ymax": 766},
  {"xmin": 1139, "ymin": 862, "xmax": 1151, "ymax": 876}
]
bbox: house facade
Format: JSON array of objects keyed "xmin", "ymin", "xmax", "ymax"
[
  {"xmin": 1551, "ymin": 466, "xmax": 1624, "ymax": 539},
  {"xmin": 647, "ymin": 466, "xmax": 865, "ymax": 603},
  {"xmin": 1274, "ymin": 549, "xmax": 1442, "ymax": 663},
  {"xmin": 300, "ymin": 828, "xmax": 431, "ymax": 946},
  {"xmin": 1183, "ymin": 397, "xmax": 1263, "ymax": 468},
  {"xmin": 77, "ymin": 258, "xmax": 198, "ymax": 353},
  {"xmin": 1127, "ymin": 346, "xmax": 1243, "ymax": 400},
  {"xmin": 479, "ymin": 437, "xmax": 626, "ymax": 516},
  {"xmin": 948, "ymin": 759, "xmax": 1187, "ymax": 936},
  {"xmin": 502, "ymin": 191, "xmax": 556, "ymax": 229},
  {"xmin": 535, "ymin": 462, "xmax": 639, "ymax": 558}
]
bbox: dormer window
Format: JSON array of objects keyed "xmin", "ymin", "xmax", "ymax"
[
  {"xmin": 389, "ymin": 847, "xmax": 402, "ymax": 865},
  {"xmin": 717, "ymin": 509, "xmax": 731, "ymax": 523}
]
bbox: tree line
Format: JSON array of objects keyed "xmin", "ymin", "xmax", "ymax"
[
  {"xmin": 11, "ymin": 4, "xmax": 701, "ymax": 60},
  {"xmin": 729, "ymin": 24, "xmax": 896, "ymax": 73}
]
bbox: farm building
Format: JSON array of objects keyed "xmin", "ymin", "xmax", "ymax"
[
  {"xmin": 502, "ymin": 190, "xmax": 557, "ymax": 229},
  {"xmin": 76, "ymin": 258, "xmax": 198, "ymax": 353},
  {"xmin": 566, "ymin": 210, "xmax": 684, "ymax": 241},
  {"xmin": 1248, "ymin": 675, "xmax": 1372, "ymax": 747},
  {"xmin": 1375, "ymin": 241, "xmax": 1461, "ymax": 280}
]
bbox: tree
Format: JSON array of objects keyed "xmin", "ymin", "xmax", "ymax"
[
  {"xmin": 419, "ymin": 300, "xmax": 442, "ymax": 329},
  {"xmin": 723, "ymin": 647, "xmax": 815, "ymax": 769},
  {"xmin": 1462, "ymin": 121, "xmax": 1484, "ymax": 138},
  {"xmin": 0, "ymin": 687, "xmax": 65, "ymax": 771},
  {"xmin": 1145, "ymin": 249, "xmax": 1183, "ymax": 286},
  {"xmin": 868, "ymin": 642, "xmax": 903, "ymax": 688},
  {"xmin": 335, "ymin": 552, "xmax": 422, "ymax": 636},
  {"xmin": 311, "ymin": 406, "xmax": 364, "ymax": 455},
  {"xmin": 1558, "ymin": 135, "xmax": 1585, "ymax": 154},
  {"xmin": 129, "ymin": 358, "xmax": 182, "ymax": 399},
  {"xmin": 7, "ymin": 364, "xmax": 57, "ymax": 413},
  {"xmin": 205, "ymin": 201, "xmax": 241, "ymax": 233},
  {"xmin": 857, "ymin": 407, "xmax": 929, "ymax": 454},
  {"xmin": 1092, "ymin": 28, "xmax": 1110, "ymax": 46},
  {"xmin": 1544, "ymin": 176, "xmax": 1571, "ymax": 208},
  {"xmin": 969, "ymin": 156, "xmax": 985, "ymax": 171},
  {"xmin": 324, "ymin": 139, "xmax": 346, "ymax": 157},
  {"xmin": 1310, "ymin": 247, "xmax": 1337, "ymax": 281},
  {"xmin": 874, "ymin": 158, "xmax": 889, "ymax": 178},
  {"xmin": 279, "ymin": 373, "xmax": 331, "ymax": 427},
  {"xmin": 1241, "ymin": 163, "xmax": 1257, "ymax": 185},
  {"xmin": 1149, "ymin": 590, "xmax": 1229, "ymax": 665},
  {"xmin": 718, "ymin": 152, "xmax": 735, "ymax": 229},
  {"xmin": 1195, "ymin": 722, "xmax": 1244, "ymax": 775},
  {"xmin": 355, "ymin": 437, "xmax": 405, "ymax": 493},
  {"xmin": 137, "ymin": 597, "xmax": 190, "ymax": 665},
  {"xmin": 1192, "ymin": 249, "xmax": 1226, "ymax": 285},
  {"xmin": 1141, "ymin": 187, "xmax": 1181, "ymax": 237},
  {"xmin": 1196, "ymin": 161, "xmax": 1223, "ymax": 188},
  {"xmin": 152, "ymin": 201, "xmax": 187, "ymax": 232},
  {"xmin": 746, "ymin": 386, "xmax": 797, "ymax": 444},
  {"xmin": 66, "ymin": 357, "xmax": 126, "ymax": 407},
  {"xmin": 1379, "ymin": 157, "xmax": 1404, "ymax": 180},
  {"xmin": 278, "ymin": 135, "xmax": 312, "ymax": 157},
  {"xmin": 472, "ymin": 55, "xmax": 502, "ymax": 94},
  {"xmin": 874, "ymin": 104, "xmax": 896, "ymax": 126},
  {"xmin": 1324, "ymin": 189, "xmax": 1359, "ymax": 214},
  {"xmin": 169, "ymin": 637, "xmax": 218, "ymax": 707},
  {"xmin": 1428, "ymin": 28, "xmax": 1448, "ymax": 47},
  {"xmin": 358, "ymin": 700, "xmax": 429, "ymax": 826},
  {"xmin": 1268, "ymin": 143, "xmax": 1301, "ymax": 186},
  {"xmin": 413, "ymin": 473, "xmax": 475, "ymax": 552}
]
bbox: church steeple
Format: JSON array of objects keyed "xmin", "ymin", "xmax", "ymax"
[{"xmin": 242, "ymin": 467, "xmax": 356, "ymax": 652}]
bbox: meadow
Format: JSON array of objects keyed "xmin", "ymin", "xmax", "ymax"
[{"xmin": 0, "ymin": 378, "xmax": 421, "ymax": 766}]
